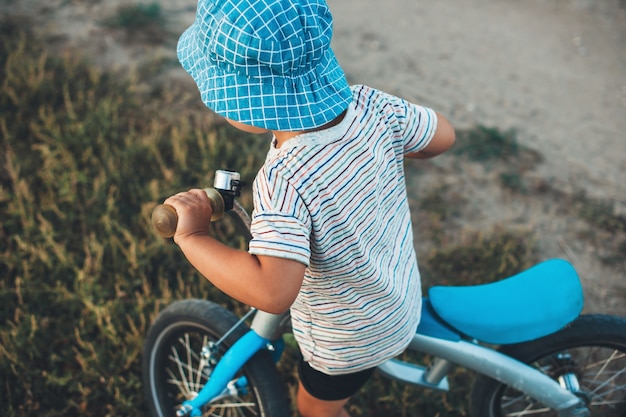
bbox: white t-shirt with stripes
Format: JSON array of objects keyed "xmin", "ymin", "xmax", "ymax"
[{"xmin": 248, "ymin": 85, "xmax": 438, "ymax": 375}]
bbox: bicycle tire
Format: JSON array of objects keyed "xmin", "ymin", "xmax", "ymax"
[
  {"xmin": 470, "ymin": 314, "xmax": 626, "ymax": 417},
  {"xmin": 142, "ymin": 299, "xmax": 291, "ymax": 417}
]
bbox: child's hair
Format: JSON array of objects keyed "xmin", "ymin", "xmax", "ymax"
[{"xmin": 177, "ymin": 0, "xmax": 352, "ymax": 131}]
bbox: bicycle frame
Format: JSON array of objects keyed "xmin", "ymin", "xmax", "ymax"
[
  {"xmin": 175, "ymin": 311, "xmax": 286, "ymax": 417},
  {"xmin": 170, "ymin": 171, "xmax": 591, "ymax": 417},
  {"xmin": 177, "ymin": 308, "xmax": 589, "ymax": 417}
]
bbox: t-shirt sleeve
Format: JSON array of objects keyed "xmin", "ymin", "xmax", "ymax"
[
  {"xmin": 401, "ymin": 102, "xmax": 438, "ymax": 155},
  {"xmin": 248, "ymin": 169, "xmax": 311, "ymax": 267},
  {"xmin": 374, "ymin": 88, "xmax": 438, "ymax": 155}
]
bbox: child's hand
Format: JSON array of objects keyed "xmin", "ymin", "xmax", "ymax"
[{"xmin": 163, "ymin": 189, "xmax": 214, "ymax": 244}]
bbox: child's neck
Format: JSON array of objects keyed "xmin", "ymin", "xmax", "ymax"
[
  {"xmin": 272, "ymin": 110, "xmax": 347, "ymax": 149},
  {"xmin": 272, "ymin": 130, "xmax": 303, "ymax": 148}
]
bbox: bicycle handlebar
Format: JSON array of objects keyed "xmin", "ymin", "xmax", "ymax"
[{"xmin": 151, "ymin": 188, "xmax": 226, "ymax": 238}]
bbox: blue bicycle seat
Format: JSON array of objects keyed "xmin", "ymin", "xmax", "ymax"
[{"xmin": 427, "ymin": 258, "xmax": 583, "ymax": 345}]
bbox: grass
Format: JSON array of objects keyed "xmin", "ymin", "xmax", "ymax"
[
  {"xmin": 417, "ymin": 184, "xmax": 465, "ymax": 224},
  {"xmin": 0, "ymin": 19, "xmax": 264, "ymax": 416},
  {"xmin": 106, "ymin": 3, "xmax": 163, "ymax": 28},
  {"xmin": 451, "ymin": 125, "xmax": 540, "ymax": 164},
  {"xmin": 101, "ymin": 3, "xmax": 169, "ymax": 44},
  {"xmin": 576, "ymin": 194, "xmax": 626, "ymax": 233},
  {"xmin": 2, "ymin": 16, "xmax": 611, "ymax": 417},
  {"xmin": 420, "ymin": 227, "xmax": 537, "ymax": 289},
  {"xmin": 571, "ymin": 192, "xmax": 626, "ymax": 267},
  {"xmin": 452, "ymin": 125, "xmax": 543, "ymax": 194}
]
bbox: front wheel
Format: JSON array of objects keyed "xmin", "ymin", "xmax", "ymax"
[
  {"xmin": 470, "ymin": 314, "xmax": 626, "ymax": 417},
  {"xmin": 142, "ymin": 299, "xmax": 291, "ymax": 417}
]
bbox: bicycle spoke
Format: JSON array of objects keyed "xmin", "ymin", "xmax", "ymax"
[
  {"xmin": 506, "ymin": 409, "xmax": 552, "ymax": 417},
  {"xmin": 194, "ymin": 335, "xmax": 211, "ymax": 392},
  {"xmin": 166, "ymin": 367, "xmax": 194, "ymax": 403},
  {"xmin": 185, "ymin": 333, "xmax": 194, "ymax": 393},
  {"xmin": 170, "ymin": 345, "xmax": 193, "ymax": 396},
  {"xmin": 588, "ymin": 380, "xmax": 626, "ymax": 405},
  {"xmin": 168, "ymin": 335, "xmax": 209, "ymax": 393},
  {"xmin": 168, "ymin": 336, "xmax": 262, "ymax": 416},
  {"xmin": 500, "ymin": 393, "xmax": 526, "ymax": 409},
  {"xmin": 205, "ymin": 402, "xmax": 258, "ymax": 417},
  {"xmin": 587, "ymin": 351, "xmax": 625, "ymax": 394},
  {"xmin": 501, "ymin": 346, "xmax": 626, "ymax": 416},
  {"xmin": 574, "ymin": 348, "xmax": 626, "ymax": 410},
  {"xmin": 501, "ymin": 392, "xmax": 551, "ymax": 417}
]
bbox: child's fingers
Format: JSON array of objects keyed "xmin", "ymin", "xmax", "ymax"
[
  {"xmin": 165, "ymin": 190, "xmax": 200, "ymax": 207},
  {"xmin": 164, "ymin": 190, "xmax": 214, "ymax": 221},
  {"xmin": 187, "ymin": 188, "xmax": 212, "ymax": 204}
]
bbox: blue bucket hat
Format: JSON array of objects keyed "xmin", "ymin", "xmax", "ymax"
[{"xmin": 177, "ymin": 0, "xmax": 352, "ymax": 131}]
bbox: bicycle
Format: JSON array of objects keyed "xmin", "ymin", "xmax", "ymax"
[{"xmin": 143, "ymin": 169, "xmax": 626, "ymax": 417}]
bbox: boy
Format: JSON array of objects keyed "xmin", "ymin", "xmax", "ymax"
[{"xmin": 165, "ymin": 0, "xmax": 455, "ymax": 416}]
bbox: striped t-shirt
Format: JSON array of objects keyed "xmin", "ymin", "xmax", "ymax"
[{"xmin": 248, "ymin": 85, "xmax": 438, "ymax": 375}]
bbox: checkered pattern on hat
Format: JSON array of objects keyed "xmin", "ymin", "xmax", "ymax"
[{"xmin": 177, "ymin": 0, "xmax": 352, "ymax": 131}]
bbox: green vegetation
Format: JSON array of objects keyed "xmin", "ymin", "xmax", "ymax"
[
  {"xmin": 417, "ymin": 184, "xmax": 465, "ymax": 224},
  {"xmin": 421, "ymin": 228, "xmax": 536, "ymax": 288},
  {"xmin": 576, "ymin": 194, "xmax": 626, "ymax": 234},
  {"xmin": 0, "ymin": 19, "xmax": 264, "ymax": 416},
  {"xmin": 453, "ymin": 125, "xmax": 542, "ymax": 194},
  {"xmin": 102, "ymin": 2, "xmax": 169, "ymax": 43},
  {"xmin": 571, "ymin": 192, "xmax": 626, "ymax": 267},
  {"xmin": 452, "ymin": 126, "xmax": 527, "ymax": 163}
]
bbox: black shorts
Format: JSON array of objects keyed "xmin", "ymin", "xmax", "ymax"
[{"xmin": 298, "ymin": 360, "xmax": 376, "ymax": 401}]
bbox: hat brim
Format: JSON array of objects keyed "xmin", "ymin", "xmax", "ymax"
[{"xmin": 177, "ymin": 24, "xmax": 352, "ymax": 132}]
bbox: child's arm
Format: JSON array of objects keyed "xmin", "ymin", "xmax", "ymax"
[
  {"xmin": 164, "ymin": 189, "xmax": 305, "ymax": 314},
  {"xmin": 406, "ymin": 112, "xmax": 456, "ymax": 159}
]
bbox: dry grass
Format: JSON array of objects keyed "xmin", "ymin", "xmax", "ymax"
[{"xmin": 0, "ymin": 18, "xmax": 263, "ymax": 416}]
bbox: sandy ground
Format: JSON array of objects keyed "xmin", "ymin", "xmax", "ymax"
[
  {"xmin": 329, "ymin": 0, "xmax": 626, "ymax": 199},
  {"xmin": 3, "ymin": 0, "xmax": 625, "ymax": 313}
]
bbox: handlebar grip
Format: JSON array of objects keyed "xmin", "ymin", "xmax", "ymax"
[{"xmin": 151, "ymin": 188, "xmax": 226, "ymax": 238}]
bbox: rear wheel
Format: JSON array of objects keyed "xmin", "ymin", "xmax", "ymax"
[
  {"xmin": 142, "ymin": 299, "xmax": 291, "ymax": 417},
  {"xmin": 471, "ymin": 314, "xmax": 626, "ymax": 417}
]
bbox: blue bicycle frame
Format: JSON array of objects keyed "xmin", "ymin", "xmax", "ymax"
[{"xmin": 177, "ymin": 307, "xmax": 589, "ymax": 417}]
